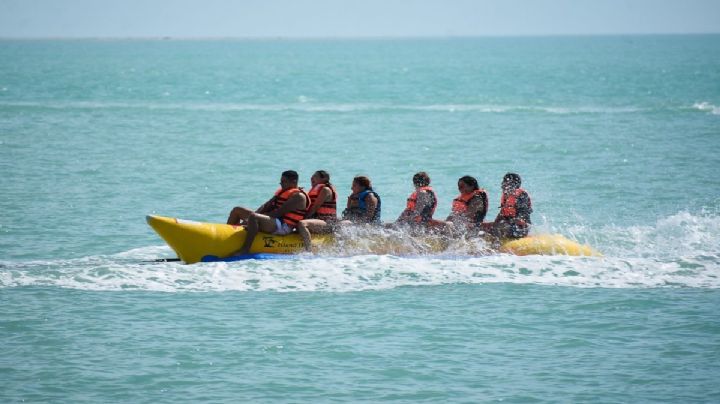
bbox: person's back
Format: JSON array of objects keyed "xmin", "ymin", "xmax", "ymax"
[
  {"xmin": 271, "ymin": 186, "xmax": 311, "ymax": 230},
  {"xmin": 297, "ymin": 170, "xmax": 339, "ymax": 252},
  {"xmin": 493, "ymin": 173, "xmax": 532, "ymax": 238},
  {"xmin": 447, "ymin": 175, "xmax": 488, "ymax": 229},
  {"xmin": 227, "ymin": 170, "xmax": 309, "ymax": 255},
  {"xmin": 305, "ymin": 170, "xmax": 338, "ymax": 222},
  {"xmin": 396, "ymin": 172, "xmax": 437, "ymax": 226},
  {"xmin": 342, "ymin": 176, "xmax": 381, "ymax": 224}
]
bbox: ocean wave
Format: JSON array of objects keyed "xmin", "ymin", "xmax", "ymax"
[
  {"xmin": 0, "ymin": 100, "xmax": 652, "ymax": 115},
  {"xmin": 692, "ymin": 102, "xmax": 720, "ymax": 115},
  {"xmin": 0, "ymin": 250, "xmax": 717, "ymax": 292}
]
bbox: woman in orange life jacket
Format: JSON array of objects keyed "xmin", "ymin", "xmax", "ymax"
[
  {"xmin": 395, "ymin": 171, "xmax": 444, "ymax": 230},
  {"xmin": 486, "ymin": 172, "xmax": 533, "ymax": 239},
  {"xmin": 446, "ymin": 175, "xmax": 489, "ymax": 232},
  {"xmin": 297, "ymin": 170, "xmax": 338, "ymax": 252},
  {"xmin": 341, "ymin": 175, "xmax": 381, "ymax": 225},
  {"xmin": 226, "ymin": 170, "xmax": 309, "ymax": 255}
]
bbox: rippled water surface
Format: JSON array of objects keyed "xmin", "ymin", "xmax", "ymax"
[{"xmin": 1, "ymin": 36, "xmax": 719, "ymax": 402}]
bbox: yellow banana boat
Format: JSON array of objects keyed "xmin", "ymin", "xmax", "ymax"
[
  {"xmin": 147, "ymin": 215, "xmax": 600, "ymax": 264},
  {"xmin": 500, "ymin": 234, "xmax": 600, "ymax": 256},
  {"xmin": 146, "ymin": 215, "xmax": 334, "ymax": 264}
]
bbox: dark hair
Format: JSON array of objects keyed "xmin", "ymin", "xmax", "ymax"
[
  {"xmin": 353, "ymin": 175, "xmax": 372, "ymax": 189},
  {"xmin": 281, "ymin": 170, "xmax": 299, "ymax": 182},
  {"xmin": 503, "ymin": 172, "xmax": 521, "ymax": 187},
  {"xmin": 412, "ymin": 171, "xmax": 431, "ymax": 187},
  {"xmin": 458, "ymin": 175, "xmax": 479, "ymax": 191},
  {"xmin": 314, "ymin": 170, "xmax": 330, "ymax": 183}
]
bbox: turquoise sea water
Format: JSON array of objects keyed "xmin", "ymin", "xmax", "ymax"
[{"xmin": 1, "ymin": 36, "xmax": 719, "ymax": 402}]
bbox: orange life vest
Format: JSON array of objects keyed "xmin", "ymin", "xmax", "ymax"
[
  {"xmin": 451, "ymin": 189, "xmax": 488, "ymax": 223},
  {"xmin": 406, "ymin": 186, "xmax": 437, "ymax": 223},
  {"xmin": 272, "ymin": 187, "xmax": 309, "ymax": 228},
  {"xmin": 307, "ymin": 183, "xmax": 337, "ymax": 220},
  {"xmin": 500, "ymin": 188, "xmax": 531, "ymax": 222}
]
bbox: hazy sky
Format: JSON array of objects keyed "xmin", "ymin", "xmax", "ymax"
[{"xmin": 1, "ymin": 0, "xmax": 719, "ymax": 38}]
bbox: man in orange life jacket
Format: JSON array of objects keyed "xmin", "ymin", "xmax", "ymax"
[
  {"xmin": 226, "ymin": 170, "xmax": 309, "ymax": 255},
  {"xmin": 446, "ymin": 175, "xmax": 488, "ymax": 230},
  {"xmin": 297, "ymin": 170, "xmax": 337, "ymax": 252},
  {"xmin": 395, "ymin": 171, "xmax": 439, "ymax": 227},
  {"xmin": 489, "ymin": 172, "xmax": 533, "ymax": 239}
]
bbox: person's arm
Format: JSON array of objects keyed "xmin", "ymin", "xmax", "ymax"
[
  {"xmin": 256, "ymin": 197, "xmax": 276, "ymax": 214},
  {"xmin": 397, "ymin": 191, "xmax": 418, "ymax": 222},
  {"xmin": 363, "ymin": 193, "xmax": 378, "ymax": 222},
  {"xmin": 493, "ymin": 193, "xmax": 503, "ymax": 223},
  {"xmin": 446, "ymin": 197, "xmax": 459, "ymax": 222},
  {"xmin": 415, "ymin": 191, "xmax": 433, "ymax": 217},
  {"xmin": 342, "ymin": 194, "xmax": 353, "ymax": 220},
  {"xmin": 305, "ymin": 187, "xmax": 331, "ymax": 218},
  {"xmin": 267, "ymin": 192, "xmax": 307, "ymax": 219},
  {"xmin": 467, "ymin": 196, "xmax": 485, "ymax": 222},
  {"xmin": 397, "ymin": 208, "xmax": 411, "ymax": 222},
  {"xmin": 517, "ymin": 192, "xmax": 532, "ymax": 221}
]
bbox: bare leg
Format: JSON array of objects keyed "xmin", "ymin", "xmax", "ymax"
[
  {"xmin": 297, "ymin": 221, "xmax": 313, "ymax": 252},
  {"xmin": 480, "ymin": 222, "xmax": 494, "ymax": 234},
  {"xmin": 426, "ymin": 219, "xmax": 452, "ymax": 235},
  {"xmin": 227, "ymin": 206, "xmax": 254, "ymax": 225},
  {"xmin": 442, "ymin": 221, "xmax": 459, "ymax": 236},
  {"xmin": 483, "ymin": 221, "xmax": 511, "ymax": 249},
  {"xmin": 297, "ymin": 219, "xmax": 331, "ymax": 252},
  {"xmin": 303, "ymin": 219, "xmax": 331, "ymax": 233},
  {"xmin": 493, "ymin": 221, "xmax": 511, "ymax": 239},
  {"xmin": 238, "ymin": 213, "xmax": 278, "ymax": 254}
]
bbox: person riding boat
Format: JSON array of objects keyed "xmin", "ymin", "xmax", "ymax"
[
  {"xmin": 487, "ymin": 172, "xmax": 533, "ymax": 239},
  {"xmin": 395, "ymin": 171, "xmax": 441, "ymax": 228},
  {"xmin": 341, "ymin": 175, "xmax": 381, "ymax": 224},
  {"xmin": 226, "ymin": 170, "xmax": 309, "ymax": 255},
  {"xmin": 304, "ymin": 170, "xmax": 337, "ymax": 221},
  {"xmin": 446, "ymin": 175, "xmax": 489, "ymax": 231},
  {"xmin": 297, "ymin": 170, "xmax": 338, "ymax": 252}
]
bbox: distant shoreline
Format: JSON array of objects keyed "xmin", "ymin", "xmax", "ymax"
[{"xmin": 0, "ymin": 32, "xmax": 719, "ymax": 41}]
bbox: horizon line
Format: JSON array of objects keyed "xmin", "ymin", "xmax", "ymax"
[{"xmin": 1, "ymin": 32, "xmax": 719, "ymax": 41}]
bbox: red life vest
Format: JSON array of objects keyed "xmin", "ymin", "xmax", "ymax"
[
  {"xmin": 307, "ymin": 183, "xmax": 337, "ymax": 220},
  {"xmin": 451, "ymin": 189, "xmax": 488, "ymax": 223},
  {"xmin": 500, "ymin": 188, "xmax": 531, "ymax": 220},
  {"xmin": 272, "ymin": 187, "xmax": 309, "ymax": 228},
  {"xmin": 406, "ymin": 186, "xmax": 437, "ymax": 223}
]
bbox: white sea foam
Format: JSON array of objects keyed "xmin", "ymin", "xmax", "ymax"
[
  {"xmin": 1, "ymin": 212, "xmax": 718, "ymax": 292},
  {"xmin": 1, "ymin": 251, "xmax": 717, "ymax": 292},
  {"xmin": 692, "ymin": 102, "xmax": 720, "ymax": 115},
  {"xmin": 0, "ymin": 100, "xmax": 652, "ymax": 115}
]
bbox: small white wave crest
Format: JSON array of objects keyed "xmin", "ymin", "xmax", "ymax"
[
  {"xmin": 0, "ymin": 100, "xmax": 649, "ymax": 115},
  {"xmin": 692, "ymin": 102, "xmax": 720, "ymax": 115},
  {"xmin": 560, "ymin": 210, "xmax": 720, "ymax": 260}
]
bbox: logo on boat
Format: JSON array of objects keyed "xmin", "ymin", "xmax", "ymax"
[
  {"xmin": 263, "ymin": 236, "xmax": 277, "ymax": 248},
  {"xmin": 262, "ymin": 236, "xmax": 302, "ymax": 249}
]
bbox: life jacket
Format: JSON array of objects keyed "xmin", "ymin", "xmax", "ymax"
[
  {"xmin": 272, "ymin": 187, "xmax": 309, "ymax": 228},
  {"xmin": 451, "ymin": 189, "xmax": 488, "ymax": 224},
  {"xmin": 405, "ymin": 186, "xmax": 437, "ymax": 223},
  {"xmin": 500, "ymin": 188, "xmax": 532, "ymax": 227},
  {"xmin": 307, "ymin": 183, "xmax": 337, "ymax": 221},
  {"xmin": 344, "ymin": 189, "xmax": 381, "ymax": 223}
]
